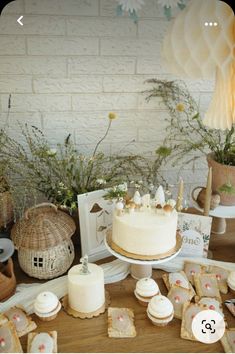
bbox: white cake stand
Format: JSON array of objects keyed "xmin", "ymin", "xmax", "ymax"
[
  {"xmin": 193, "ymin": 202, "xmax": 235, "ymax": 234},
  {"xmin": 104, "ymin": 234, "xmax": 182, "ymax": 279}
]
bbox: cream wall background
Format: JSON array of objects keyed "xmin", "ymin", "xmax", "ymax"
[{"xmin": 0, "ymin": 0, "xmax": 214, "ymax": 199}]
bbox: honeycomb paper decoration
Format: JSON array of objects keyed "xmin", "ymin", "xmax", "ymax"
[{"xmin": 162, "ymin": 0, "xmax": 235, "ymax": 130}]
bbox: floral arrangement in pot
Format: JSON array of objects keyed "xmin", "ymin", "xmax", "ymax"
[{"xmin": 145, "ymin": 79, "xmax": 235, "ymax": 206}]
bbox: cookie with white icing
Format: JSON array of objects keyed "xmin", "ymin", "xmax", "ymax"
[
  {"xmin": 4, "ymin": 307, "xmax": 37, "ymax": 337},
  {"xmin": 27, "ymin": 331, "xmax": 57, "ymax": 353},
  {"xmin": 167, "ymin": 285, "xmax": 194, "ymax": 319},
  {"xmin": 183, "ymin": 261, "xmax": 206, "ymax": 286},
  {"xmin": 194, "ymin": 273, "xmax": 221, "ymax": 302},
  {"xmin": 0, "ymin": 321, "xmax": 23, "ymax": 353},
  {"xmin": 221, "ymin": 328, "xmax": 235, "ymax": 353},
  {"xmin": 206, "ymin": 265, "xmax": 229, "ymax": 294},
  {"xmin": 162, "ymin": 271, "xmax": 195, "ymax": 297},
  {"xmin": 181, "ymin": 302, "xmax": 207, "ymax": 341}
]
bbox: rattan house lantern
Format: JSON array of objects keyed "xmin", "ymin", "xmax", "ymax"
[{"xmin": 11, "ymin": 203, "xmax": 76, "ymax": 279}]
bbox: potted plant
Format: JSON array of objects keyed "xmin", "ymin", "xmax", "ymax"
[{"xmin": 145, "ymin": 79, "xmax": 235, "ymax": 205}]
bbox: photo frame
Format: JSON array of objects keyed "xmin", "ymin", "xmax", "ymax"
[
  {"xmin": 177, "ymin": 212, "xmax": 212, "ymax": 258},
  {"xmin": 77, "ymin": 190, "xmax": 114, "ymax": 262}
]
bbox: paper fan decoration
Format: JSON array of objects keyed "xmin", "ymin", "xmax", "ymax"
[{"xmin": 162, "ymin": 0, "xmax": 235, "ymax": 130}]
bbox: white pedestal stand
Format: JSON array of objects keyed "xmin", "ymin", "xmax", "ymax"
[
  {"xmin": 193, "ymin": 202, "xmax": 235, "ymax": 234},
  {"xmin": 104, "ymin": 235, "xmax": 182, "ymax": 280}
]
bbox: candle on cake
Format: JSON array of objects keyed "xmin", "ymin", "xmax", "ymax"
[{"xmin": 68, "ymin": 255, "xmax": 105, "ymax": 314}]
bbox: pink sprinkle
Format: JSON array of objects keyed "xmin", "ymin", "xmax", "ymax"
[
  {"xmin": 190, "ymin": 270, "xmax": 195, "ymax": 275},
  {"xmin": 174, "ymin": 296, "xmax": 180, "ymax": 303},
  {"xmin": 0, "ymin": 338, "xmax": 5, "ymax": 347},
  {"xmin": 39, "ymin": 344, "xmax": 45, "ymax": 352},
  {"xmin": 209, "ymin": 305, "xmax": 215, "ymax": 310},
  {"xmin": 205, "ymin": 283, "xmax": 211, "ymax": 290},
  {"xmin": 117, "ymin": 315, "xmax": 124, "ymax": 322},
  {"xmin": 176, "ymin": 280, "xmax": 181, "ymax": 285},
  {"xmin": 191, "ymin": 314, "xmax": 195, "ymax": 320},
  {"xmin": 216, "ymin": 274, "xmax": 221, "ymax": 280},
  {"xmin": 13, "ymin": 314, "xmax": 20, "ymax": 322}
]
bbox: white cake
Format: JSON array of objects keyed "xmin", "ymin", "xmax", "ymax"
[
  {"xmin": 112, "ymin": 208, "xmax": 178, "ymax": 256},
  {"xmin": 68, "ymin": 263, "xmax": 105, "ymax": 313}
]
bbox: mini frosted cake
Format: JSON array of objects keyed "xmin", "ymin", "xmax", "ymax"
[
  {"xmin": 147, "ymin": 295, "xmax": 174, "ymax": 326},
  {"xmin": 112, "ymin": 191, "xmax": 177, "ymax": 256},
  {"xmin": 134, "ymin": 278, "xmax": 160, "ymax": 306}
]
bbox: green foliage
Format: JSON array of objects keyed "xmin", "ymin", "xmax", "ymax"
[
  {"xmin": 145, "ymin": 79, "xmax": 235, "ymax": 167},
  {"xmin": 218, "ymin": 182, "xmax": 235, "ymax": 195},
  {"xmin": 0, "ymin": 124, "xmax": 157, "ymax": 213}
]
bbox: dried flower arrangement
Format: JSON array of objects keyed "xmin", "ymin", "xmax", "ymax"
[
  {"xmin": 145, "ymin": 79, "xmax": 235, "ymax": 203},
  {"xmin": 0, "ymin": 111, "xmax": 167, "ymax": 216}
]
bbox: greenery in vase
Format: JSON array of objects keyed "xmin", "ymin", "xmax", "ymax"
[{"xmin": 145, "ymin": 79, "xmax": 235, "ymax": 167}]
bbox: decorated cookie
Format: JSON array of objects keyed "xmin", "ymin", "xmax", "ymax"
[
  {"xmin": 194, "ymin": 274, "xmax": 222, "ymax": 302},
  {"xmin": 181, "ymin": 302, "xmax": 207, "ymax": 341},
  {"xmin": 0, "ymin": 321, "xmax": 23, "ymax": 353},
  {"xmin": 227, "ymin": 271, "xmax": 235, "ymax": 294},
  {"xmin": 4, "ymin": 307, "xmax": 37, "ymax": 338},
  {"xmin": 162, "ymin": 271, "xmax": 195, "ymax": 297},
  {"xmin": 221, "ymin": 328, "xmax": 235, "ymax": 353},
  {"xmin": 27, "ymin": 331, "xmax": 57, "ymax": 353},
  {"xmin": 198, "ymin": 297, "xmax": 224, "ymax": 317},
  {"xmin": 206, "ymin": 265, "xmax": 229, "ymax": 294},
  {"xmin": 108, "ymin": 308, "xmax": 136, "ymax": 338},
  {"xmin": 183, "ymin": 262, "xmax": 206, "ymax": 286},
  {"xmin": 167, "ymin": 285, "xmax": 194, "ymax": 319}
]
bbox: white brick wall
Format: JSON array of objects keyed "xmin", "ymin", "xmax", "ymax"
[{"xmin": 0, "ymin": 0, "xmax": 214, "ymax": 197}]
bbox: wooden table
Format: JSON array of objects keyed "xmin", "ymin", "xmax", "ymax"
[{"xmin": 13, "ymin": 218, "xmax": 235, "ymax": 353}]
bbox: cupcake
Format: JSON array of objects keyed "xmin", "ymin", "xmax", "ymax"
[
  {"xmin": 147, "ymin": 295, "xmax": 174, "ymax": 327},
  {"xmin": 227, "ymin": 271, "xmax": 235, "ymax": 294},
  {"xmin": 134, "ymin": 278, "xmax": 160, "ymax": 306},
  {"xmin": 34, "ymin": 292, "xmax": 61, "ymax": 322}
]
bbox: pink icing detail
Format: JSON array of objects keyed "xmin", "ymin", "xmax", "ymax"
[
  {"xmin": 38, "ymin": 344, "xmax": 46, "ymax": 352},
  {"xmin": 190, "ymin": 270, "xmax": 195, "ymax": 275},
  {"xmin": 0, "ymin": 338, "xmax": 5, "ymax": 347},
  {"xmin": 176, "ymin": 280, "xmax": 181, "ymax": 285},
  {"xmin": 13, "ymin": 314, "xmax": 21, "ymax": 322},
  {"xmin": 117, "ymin": 315, "xmax": 124, "ymax": 322},
  {"xmin": 216, "ymin": 274, "xmax": 221, "ymax": 280},
  {"xmin": 205, "ymin": 283, "xmax": 211, "ymax": 290},
  {"xmin": 209, "ymin": 305, "xmax": 215, "ymax": 310},
  {"xmin": 174, "ymin": 296, "xmax": 180, "ymax": 303},
  {"xmin": 191, "ymin": 314, "xmax": 195, "ymax": 320}
]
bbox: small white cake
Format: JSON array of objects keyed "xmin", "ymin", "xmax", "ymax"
[
  {"xmin": 68, "ymin": 261, "xmax": 105, "ymax": 314},
  {"xmin": 112, "ymin": 208, "xmax": 177, "ymax": 256}
]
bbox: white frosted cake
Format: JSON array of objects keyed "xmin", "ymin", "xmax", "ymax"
[{"xmin": 112, "ymin": 206, "xmax": 178, "ymax": 256}]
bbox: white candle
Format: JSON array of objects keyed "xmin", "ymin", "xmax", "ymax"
[{"xmin": 68, "ymin": 263, "xmax": 105, "ymax": 313}]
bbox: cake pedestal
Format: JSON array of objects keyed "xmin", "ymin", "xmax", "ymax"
[
  {"xmin": 193, "ymin": 202, "xmax": 235, "ymax": 234},
  {"xmin": 104, "ymin": 233, "xmax": 182, "ymax": 279}
]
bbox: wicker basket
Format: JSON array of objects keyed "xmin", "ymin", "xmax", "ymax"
[
  {"xmin": 0, "ymin": 191, "xmax": 14, "ymax": 228},
  {"xmin": 11, "ymin": 203, "xmax": 76, "ymax": 279}
]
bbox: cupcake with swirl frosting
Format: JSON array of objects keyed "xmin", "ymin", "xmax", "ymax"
[{"xmin": 147, "ymin": 295, "xmax": 174, "ymax": 326}]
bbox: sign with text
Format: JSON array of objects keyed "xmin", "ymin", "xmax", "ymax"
[{"xmin": 177, "ymin": 212, "xmax": 212, "ymax": 258}]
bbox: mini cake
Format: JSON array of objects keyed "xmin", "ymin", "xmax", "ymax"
[
  {"xmin": 134, "ymin": 278, "xmax": 160, "ymax": 306},
  {"xmin": 68, "ymin": 256, "xmax": 105, "ymax": 314},
  {"xmin": 147, "ymin": 295, "xmax": 174, "ymax": 326},
  {"xmin": 34, "ymin": 292, "xmax": 61, "ymax": 322},
  {"xmin": 227, "ymin": 271, "xmax": 235, "ymax": 294},
  {"xmin": 112, "ymin": 207, "xmax": 177, "ymax": 256}
]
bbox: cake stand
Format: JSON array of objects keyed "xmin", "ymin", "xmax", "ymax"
[
  {"xmin": 104, "ymin": 233, "xmax": 182, "ymax": 279},
  {"xmin": 193, "ymin": 202, "xmax": 235, "ymax": 234}
]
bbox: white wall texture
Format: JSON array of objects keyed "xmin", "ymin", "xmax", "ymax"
[{"xmin": 0, "ymin": 0, "xmax": 215, "ymax": 200}]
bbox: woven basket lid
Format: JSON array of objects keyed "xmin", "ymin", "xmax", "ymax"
[{"xmin": 11, "ymin": 203, "xmax": 76, "ymax": 250}]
